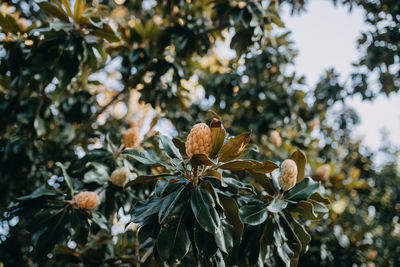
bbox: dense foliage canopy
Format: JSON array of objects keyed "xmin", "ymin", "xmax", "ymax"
[{"xmin": 0, "ymin": 0, "xmax": 399, "ymax": 266}]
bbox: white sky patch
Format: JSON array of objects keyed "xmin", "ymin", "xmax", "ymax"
[{"xmin": 281, "ymin": 1, "xmax": 400, "ymax": 156}]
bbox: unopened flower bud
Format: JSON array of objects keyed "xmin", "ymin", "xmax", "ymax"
[
  {"xmin": 314, "ymin": 164, "xmax": 331, "ymax": 181},
  {"xmin": 110, "ymin": 167, "xmax": 130, "ymax": 186},
  {"xmin": 123, "ymin": 127, "xmax": 140, "ymax": 148},
  {"xmin": 278, "ymin": 159, "xmax": 298, "ymax": 191},
  {"xmin": 270, "ymin": 130, "xmax": 282, "ymax": 147},
  {"xmin": 186, "ymin": 123, "xmax": 213, "ymax": 158},
  {"xmin": 75, "ymin": 191, "xmax": 99, "ymax": 210}
]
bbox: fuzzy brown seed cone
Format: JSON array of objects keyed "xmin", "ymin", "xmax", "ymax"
[
  {"xmin": 186, "ymin": 123, "xmax": 213, "ymax": 158},
  {"xmin": 314, "ymin": 164, "xmax": 331, "ymax": 181},
  {"xmin": 123, "ymin": 127, "xmax": 140, "ymax": 148},
  {"xmin": 110, "ymin": 167, "xmax": 130, "ymax": 186},
  {"xmin": 278, "ymin": 159, "xmax": 298, "ymax": 191},
  {"xmin": 270, "ymin": 130, "xmax": 282, "ymax": 147},
  {"xmin": 75, "ymin": 191, "xmax": 99, "ymax": 210}
]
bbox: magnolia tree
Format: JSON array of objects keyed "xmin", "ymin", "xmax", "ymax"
[
  {"xmin": 11, "ymin": 116, "xmax": 329, "ymax": 266},
  {"xmin": 1, "ymin": 0, "xmax": 399, "ymax": 266}
]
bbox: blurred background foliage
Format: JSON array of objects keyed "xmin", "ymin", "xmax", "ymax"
[{"xmin": 0, "ymin": 0, "xmax": 399, "ymax": 266}]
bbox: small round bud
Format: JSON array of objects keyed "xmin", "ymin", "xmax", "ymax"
[
  {"xmin": 269, "ymin": 130, "xmax": 282, "ymax": 147},
  {"xmin": 186, "ymin": 123, "xmax": 213, "ymax": 158},
  {"xmin": 123, "ymin": 127, "xmax": 140, "ymax": 148},
  {"xmin": 278, "ymin": 159, "xmax": 298, "ymax": 191},
  {"xmin": 75, "ymin": 191, "xmax": 99, "ymax": 210},
  {"xmin": 110, "ymin": 167, "xmax": 130, "ymax": 186},
  {"xmin": 314, "ymin": 164, "xmax": 331, "ymax": 181}
]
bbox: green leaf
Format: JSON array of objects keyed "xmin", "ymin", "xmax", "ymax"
[
  {"xmin": 56, "ymin": 162, "xmax": 74, "ymax": 198},
  {"xmin": 248, "ymin": 171, "xmax": 275, "ymax": 195},
  {"xmin": 159, "ymin": 134, "xmax": 183, "ymax": 160},
  {"xmin": 158, "ymin": 186, "xmax": 186, "ymax": 223},
  {"xmin": 224, "ymin": 178, "xmax": 254, "ymax": 195},
  {"xmin": 83, "ymin": 162, "xmax": 109, "ymax": 184},
  {"xmin": 194, "ymin": 222, "xmax": 218, "ymax": 262},
  {"xmin": 290, "ymin": 149, "xmax": 307, "ymax": 182},
  {"xmin": 172, "ymin": 137, "xmax": 188, "ymax": 158},
  {"xmin": 132, "ymin": 197, "xmax": 163, "ymax": 222},
  {"xmin": 191, "ymin": 186, "xmax": 220, "ymax": 233},
  {"xmin": 209, "ymin": 119, "xmax": 226, "ymax": 158},
  {"xmin": 284, "ymin": 177, "xmax": 319, "ymax": 201},
  {"xmin": 17, "ymin": 187, "xmax": 60, "ymax": 200},
  {"xmin": 205, "ymin": 169, "xmax": 223, "ymax": 181},
  {"xmin": 122, "ymin": 148, "xmax": 158, "ymax": 165},
  {"xmin": 219, "ymin": 159, "xmax": 278, "ymax": 174},
  {"xmin": 287, "ymin": 215, "xmax": 311, "ymax": 250},
  {"xmin": 91, "ymin": 211, "xmax": 109, "ymax": 230},
  {"xmin": 218, "ymin": 194, "xmax": 243, "ymax": 242},
  {"xmin": 38, "ymin": 2, "xmax": 70, "ymax": 23},
  {"xmin": 124, "ymin": 173, "xmax": 175, "ymax": 188},
  {"xmin": 239, "ymin": 204, "xmax": 268, "ymax": 225},
  {"xmin": 309, "ymin": 192, "xmax": 331, "ymax": 204},
  {"xmin": 191, "ymin": 154, "xmax": 216, "ymax": 167},
  {"xmin": 309, "ymin": 200, "xmax": 329, "ymax": 214},
  {"xmin": 156, "ymin": 217, "xmax": 190, "ymax": 264},
  {"xmin": 92, "ymin": 27, "xmax": 120, "ymax": 42},
  {"xmin": 286, "ymin": 201, "xmax": 319, "ymax": 220},
  {"xmin": 218, "ymin": 132, "xmax": 251, "ymax": 162},
  {"xmin": 267, "ymin": 199, "xmax": 288, "ymax": 213},
  {"xmin": 214, "ymin": 219, "xmax": 236, "ymax": 253},
  {"xmin": 35, "ymin": 209, "xmax": 67, "ymax": 259}
]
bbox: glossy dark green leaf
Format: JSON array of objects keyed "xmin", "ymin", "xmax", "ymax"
[
  {"xmin": 224, "ymin": 177, "xmax": 254, "ymax": 195},
  {"xmin": 124, "ymin": 173, "xmax": 175, "ymax": 188},
  {"xmin": 194, "ymin": 222, "xmax": 218, "ymax": 263},
  {"xmin": 287, "ymin": 215, "xmax": 311, "ymax": 250},
  {"xmin": 239, "ymin": 204, "xmax": 268, "ymax": 226},
  {"xmin": 191, "ymin": 186, "xmax": 220, "ymax": 233},
  {"xmin": 122, "ymin": 148, "xmax": 158, "ymax": 165},
  {"xmin": 17, "ymin": 187, "xmax": 60, "ymax": 200},
  {"xmin": 286, "ymin": 200, "xmax": 319, "ymax": 220},
  {"xmin": 172, "ymin": 137, "xmax": 188, "ymax": 158},
  {"xmin": 248, "ymin": 171, "xmax": 275, "ymax": 195},
  {"xmin": 158, "ymin": 186, "xmax": 186, "ymax": 223},
  {"xmin": 266, "ymin": 199, "xmax": 288, "ymax": 213},
  {"xmin": 132, "ymin": 197, "xmax": 163, "ymax": 223},
  {"xmin": 83, "ymin": 162, "xmax": 109, "ymax": 184},
  {"xmin": 214, "ymin": 219, "xmax": 236, "ymax": 253},
  {"xmin": 91, "ymin": 211, "xmax": 109, "ymax": 230},
  {"xmin": 159, "ymin": 134, "xmax": 183, "ymax": 160},
  {"xmin": 38, "ymin": 2, "xmax": 70, "ymax": 23},
  {"xmin": 284, "ymin": 177, "xmax": 319, "ymax": 201},
  {"xmin": 156, "ymin": 217, "xmax": 190, "ymax": 264},
  {"xmin": 218, "ymin": 194, "xmax": 243, "ymax": 242},
  {"xmin": 290, "ymin": 149, "xmax": 307, "ymax": 182}
]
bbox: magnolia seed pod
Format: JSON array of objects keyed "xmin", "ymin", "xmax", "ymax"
[
  {"xmin": 123, "ymin": 127, "xmax": 140, "ymax": 148},
  {"xmin": 269, "ymin": 130, "xmax": 282, "ymax": 147},
  {"xmin": 186, "ymin": 123, "xmax": 213, "ymax": 158},
  {"xmin": 75, "ymin": 191, "xmax": 99, "ymax": 210},
  {"xmin": 314, "ymin": 164, "xmax": 331, "ymax": 181},
  {"xmin": 278, "ymin": 159, "xmax": 298, "ymax": 191},
  {"xmin": 110, "ymin": 167, "xmax": 130, "ymax": 186}
]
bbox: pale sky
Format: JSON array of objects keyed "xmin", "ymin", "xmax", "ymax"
[{"xmin": 281, "ymin": 1, "xmax": 400, "ymax": 155}]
